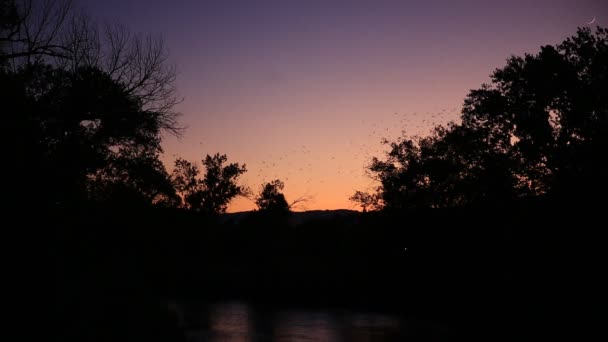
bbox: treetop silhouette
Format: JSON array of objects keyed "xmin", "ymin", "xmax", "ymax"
[
  {"xmin": 353, "ymin": 27, "xmax": 608, "ymax": 211},
  {"xmin": 172, "ymin": 153, "xmax": 248, "ymax": 214},
  {"xmin": 4, "ymin": 0, "xmax": 180, "ymax": 207},
  {"xmin": 255, "ymin": 179, "xmax": 290, "ymax": 213}
]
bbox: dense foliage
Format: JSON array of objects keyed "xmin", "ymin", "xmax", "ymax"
[{"xmin": 354, "ymin": 27, "xmax": 608, "ymax": 211}]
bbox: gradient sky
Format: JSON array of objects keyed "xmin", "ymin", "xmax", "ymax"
[{"xmin": 78, "ymin": 0, "xmax": 605, "ymax": 212}]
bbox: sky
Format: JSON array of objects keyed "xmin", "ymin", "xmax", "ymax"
[{"xmin": 78, "ymin": 0, "xmax": 606, "ymax": 212}]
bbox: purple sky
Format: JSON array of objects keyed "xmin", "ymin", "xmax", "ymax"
[{"xmin": 78, "ymin": 0, "xmax": 606, "ymax": 211}]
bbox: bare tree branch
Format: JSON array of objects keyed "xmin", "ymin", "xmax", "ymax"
[
  {"xmin": 1, "ymin": 0, "xmax": 73, "ymax": 66},
  {"xmin": 1, "ymin": 0, "xmax": 183, "ymax": 136},
  {"xmin": 289, "ymin": 193, "xmax": 314, "ymax": 211}
]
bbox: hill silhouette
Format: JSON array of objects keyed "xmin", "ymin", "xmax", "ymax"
[{"xmin": 220, "ymin": 209, "xmax": 359, "ymax": 226}]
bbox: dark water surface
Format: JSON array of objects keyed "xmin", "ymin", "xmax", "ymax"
[{"xmin": 174, "ymin": 300, "xmax": 450, "ymax": 342}]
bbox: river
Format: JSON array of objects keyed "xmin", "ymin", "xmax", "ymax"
[{"xmin": 173, "ymin": 300, "xmax": 450, "ymax": 342}]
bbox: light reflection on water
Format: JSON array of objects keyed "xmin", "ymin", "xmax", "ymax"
[
  {"xmin": 274, "ymin": 311, "xmax": 340, "ymax": 342},
  {"xmin": 207, "ymin": 302, "xmax": 253, "ymax": 342},
  {"xmin": 180, "ymin": 301, "xmax": 410, "ymax": 342}
]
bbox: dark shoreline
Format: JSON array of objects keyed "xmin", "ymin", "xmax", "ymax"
[{"xmin": 55, "ymin": 200, "xmax": 605, "ymax": 341}]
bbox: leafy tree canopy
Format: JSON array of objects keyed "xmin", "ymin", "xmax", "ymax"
[
  {"xmin": 354, "ymin": 27, "xmax": 608, "ymax": 211},
  {"xmin": 172, "ymin": 154, "xmax": 248, "ymax": 215},
  {"xmin": 3, "ymin": 0, "xmax": 181, "ymax": 208},
  {"xmin": 255, "ymin": 179, "xmax": 290, "ymax": 214}
]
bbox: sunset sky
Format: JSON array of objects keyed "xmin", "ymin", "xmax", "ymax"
[{"xmin": 79, "ymin": 0, "xmax": 605, "ymax": 212}]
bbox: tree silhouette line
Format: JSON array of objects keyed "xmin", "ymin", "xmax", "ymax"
[
  {"xmin": 352, "ymin": 26, "xmax": 608, "ymax": 211},
  {"xmin": 11, "ymin": 2, "xmax": 602, "ymax": 340},
  {"xmin": 4, "ymin": 0, "xmax": 607, "ymax": 215}
]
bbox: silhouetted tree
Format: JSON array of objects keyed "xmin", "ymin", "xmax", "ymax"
[
  {"xmin": 171, "ymin": 158, "xmax": 199, "ymax": 204},
  {"xmin": 59, "ymin": 19, "xmax": 181, "ymax": 133},
  {"xmin": 255, "ymin": 179, "xmax": 290, "ymax": 213},
  {"xmin": 6, "ymin": 64, "xmax": 178, "ymax": 206},
  {"xmin": 349, "ymin": 191, "xmax": 382, "ymax": 212},
  {"xmin": 88, "ymin": 143, "xmax": 180, "ymax": 207},
  {"xmin": 357, "ymin": 27, "xmax": 608, "ymax": 210},
  {"xmin": 3, "ymin": 1, "xmax": 182, "ymax": 207},
  {"xmin": 2, "ymin": 0, "xmax": 181, "ymax": 133},
  {"xmin": 460, "ymin": 26, "xmax": 608, "ymax": 201},
  {"xmin": 171, "ymin": 154, "xmax": 248, "ymax": 214},
  {"xmin": 0, "ymin": 0, "xmax": 72, "ymax": 62}
]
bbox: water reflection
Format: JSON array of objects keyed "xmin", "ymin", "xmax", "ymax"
[
  {"xmin": 273, "ymin": 311, "xmax": 340, "ymax": 341},
  {"xmin": 345, "ymin": 314, "xmax": 404, "ymax": 342},
  {"xmin": 207, "ymin": 302, "xmax": 254, "ymax": 342},
  {"xmin": 182, "ymin": 301, "xmax": 409, "ymax": 342}
]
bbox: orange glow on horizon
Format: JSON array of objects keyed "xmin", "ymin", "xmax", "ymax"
[{"xmin": 140, "ymin": 1, "xmax": 602, "ymax": 213}]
